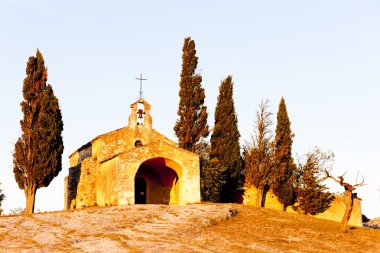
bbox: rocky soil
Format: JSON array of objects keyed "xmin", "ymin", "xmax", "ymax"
[
  {"xmin": 365, "ymin": 217, "xmax": 380, "ymax": 230},
  {"xmin": 0, "ymin": 204, "xmax": 379, "ymax": 252}
]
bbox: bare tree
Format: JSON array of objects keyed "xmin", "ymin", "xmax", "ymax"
[
  {"xmin": 244, "ymin": 99, "xmax": 274, "ymax": 207},
  {"xmin": 324, "ymin": 170, "xmax": 365, "ymax": 230}
]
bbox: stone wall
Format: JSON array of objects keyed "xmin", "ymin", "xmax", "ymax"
[
  {"xmin": 243, "ymin": 186, "xmax": 362, "ymax": 227},
  {"xmin": 65, "ymin": 165, "xmax": 81, "ymax": 209},
  {"xmin": 96, "ymin": 157, "xmax": 118, "ymax": 207},
  {"xmin": 75, "ymin": 157, "xmax": 97, "ymax": 208},
  {"xmin": 243, "ymin": 187, "xmax": 284, "ymax": 210},
  {"xmin": 313, "ymin": 195, "xmax": 362, "ymax": 226}
]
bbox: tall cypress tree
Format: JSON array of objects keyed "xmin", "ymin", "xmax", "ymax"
[
  {"xmin": 174, "ymin": 37, "xmax": 209, "ymax": 153},
  {"xmin": 210, "ymin": 76, "xmax": 241, "ymax": 202},
  {"xmin": 13, "ymin": 49, "xmax": 64, "ymax": 214},
  {"xmin": 272, "ymin": 97, "xmax": 296, "ymax": 209}
]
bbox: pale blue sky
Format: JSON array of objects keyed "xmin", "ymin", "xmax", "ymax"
[{"xmin": 0, "ymin": 1, "xmax": 379, "ymax": 218}]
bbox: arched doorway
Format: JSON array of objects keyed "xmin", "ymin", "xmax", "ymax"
[
  {"xmin": 134, "ymin": 157, "xmax": 180, "ymax": 204},
  {"xmin": 135, "ymin": 177, "xmax": 147, "ymax": 204}
]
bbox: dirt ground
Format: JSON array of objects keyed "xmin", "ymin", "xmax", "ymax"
[{"xmin": 0, "ymin": 204, "xmax": 379, "ymax": 252}]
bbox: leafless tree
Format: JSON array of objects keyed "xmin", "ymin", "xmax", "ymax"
[
  {"xmin": 324, "ymin": 169, "xmax": 365, "ymax": 230},
  {"xmin": 244, "ymin": 99, "xmax": 274, "ymax": 207}
]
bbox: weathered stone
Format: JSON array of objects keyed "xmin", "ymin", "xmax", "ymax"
[
  {"xmin": 64, "ymin": 98, "xmax": 201, "ymax": 209},
  {"xmin": 243, "ymin": 185, "xmax": 363, "ymax": 227}
]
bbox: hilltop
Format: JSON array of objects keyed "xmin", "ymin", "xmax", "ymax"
[{"xmin": 0, "ymin": 204, "xmax": 379, "ymax": 252}]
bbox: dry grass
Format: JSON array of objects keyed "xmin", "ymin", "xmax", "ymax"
[{"xmin": 0, "ymin": 204, "xmax": 379, "ymax": 252}]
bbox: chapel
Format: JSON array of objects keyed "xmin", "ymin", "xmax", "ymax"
[{"xmin": 64, "ymin": 98, "xmax": 201, "ymax": 210}]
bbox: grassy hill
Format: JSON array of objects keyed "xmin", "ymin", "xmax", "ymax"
[{"xmin": 0, "ymin": 204, "xmax": 379, "ymax": 252}]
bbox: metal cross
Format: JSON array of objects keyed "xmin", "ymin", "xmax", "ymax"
[{"xmin": 135, "ymin": 74, "xmax": 147, "ymax": 99}]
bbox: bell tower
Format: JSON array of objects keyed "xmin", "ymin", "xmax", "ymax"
[
  {"xmin": 128, "ymin": 98, "xmax": 153, "ymax": 130},
  {"xmin": 128, "ymin": 74, "xmax": 152, "ymax": 129}
]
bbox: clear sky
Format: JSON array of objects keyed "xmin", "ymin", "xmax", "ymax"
[{"xmin": 0, "ymin": 1, "xmax": 379, "ymax": 218}]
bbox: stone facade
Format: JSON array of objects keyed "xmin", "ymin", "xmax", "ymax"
[
  {"xmin": 243, "ymin": 186, "xmax": 363, "ymax": 227},
  {"xmin": 64, "ymin": 99, "xmax": 201, "ymax": 210}
]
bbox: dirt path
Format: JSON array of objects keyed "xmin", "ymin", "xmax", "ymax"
[{"xmin": 0, "ymin": 204, "xmax": 379, "ymax": 252}]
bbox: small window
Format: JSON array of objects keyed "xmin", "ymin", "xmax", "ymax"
[{"xmin": 135, "ymin": 140, "xmax": 143, "ymax": 147}]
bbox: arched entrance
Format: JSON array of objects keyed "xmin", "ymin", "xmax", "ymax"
[
  {"xmin": 134, "ymin": 157, "xmax": 180, "ymax": 204},
  {"xmin": 135, "ymin": 177, "xmax": 147, "ymax": 204}
]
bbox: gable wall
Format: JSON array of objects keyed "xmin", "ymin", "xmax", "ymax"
[
  {"xmin": 116, "ymin": 143, "xmax": 200, "ymax": 206},
  {"xmin": 65, "ymin": 126, "xmax": 200, "ymax": 209}
]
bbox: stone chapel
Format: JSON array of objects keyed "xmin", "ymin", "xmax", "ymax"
[{"xmin": 64, "ymin": 98, "xmax": 201, "ymax": 210}]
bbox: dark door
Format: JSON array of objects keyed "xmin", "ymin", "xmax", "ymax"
[{"xmin": 135, "ymin": 177, "xmax": 147, "ymax": 204}]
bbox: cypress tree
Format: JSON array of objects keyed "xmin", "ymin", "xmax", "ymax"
[
  {"xmin": 294, "ymin": 149, "xmax": 334, "ymax": 215},
  {"xmin": 174, "ymin": 37, "xmax": 209, "ymax": 153},
  {"xmin": 210, "ymin": 76, "xmax": 241, "ymax": 202},
  {"xmin": 199, "ymin": 141, "xmax": 226, "ymax": 202},
  {"xmin": 244, "ymin": 100, "xmax": 274, "ymax": 207},
  {"xmin": 0, "ymin": 183, "xmax": 5, "ymax": 215},
  {"xmin": 13, "ymin": 49, "xmax": 64, "ymax": 214},
  {"xmin": 272, "ymin": 97, "xmax": 296, "ymax": 209}
]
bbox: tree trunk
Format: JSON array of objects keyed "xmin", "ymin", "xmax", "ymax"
[
  {"xmin": 256, "ymin": 187, "xmax": 264, "ymax": 207},
  {"xmin": 341, "ymin": 189, "xmax": 353, "ymax": 230},
  {"xmin": 25, "ymin": 184, "xmax": 37, "ymax": 214}
]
